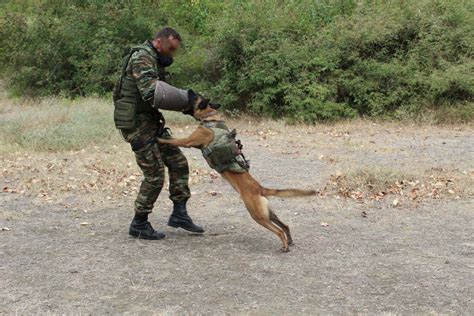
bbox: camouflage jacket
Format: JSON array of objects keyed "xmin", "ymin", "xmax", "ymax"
[
  {"xmin": 113, "ymin": 41, "xmax": 167, "ymax": 132},
  {"xmin": 123, "ymin": 40, "xmax": 167, "ymax": 103}
]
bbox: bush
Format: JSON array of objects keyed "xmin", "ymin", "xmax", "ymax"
[
  {"xmin": 0, "ymin": 0, "xmax": 472, "ymax": 122},
  {"xmin": 0, "ymin": 1, "xmax": 162, "ymax": 96},
  {"xmin": 203, "ymin": 0, "xmax": 473, "ymax": 122}
]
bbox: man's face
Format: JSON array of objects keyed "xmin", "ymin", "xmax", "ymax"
[{"xmin": 158, "ymin": 35, "xmax": 181, "ymax": 57}]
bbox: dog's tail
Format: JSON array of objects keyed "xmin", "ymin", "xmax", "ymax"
[{"xmin": 261, "ymin": 187, "xmax": 317, "ymax": 198}]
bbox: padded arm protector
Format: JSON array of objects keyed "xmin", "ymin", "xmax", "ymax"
[{"xmin": 153, "ymin": 81, "xmax": 190, "ymax": 111}]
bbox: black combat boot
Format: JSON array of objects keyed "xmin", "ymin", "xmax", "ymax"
[
  {"xmin": 168, "ymin": 202, "xmax": 204, "ymax": 233},
  {"xmin": 129, "ymin": 213, "xmax": 166, "ymax": 240}
]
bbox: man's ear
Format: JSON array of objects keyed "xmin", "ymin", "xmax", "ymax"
[{"xmin": 210, "ymin": 103, "xmax": 221, "ymax": 110}]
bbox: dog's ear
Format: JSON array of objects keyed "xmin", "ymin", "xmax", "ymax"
[
  {"xmin": 187, "ymin": 89, "xmax": 198, "ymax": 107},
  {"xmin": 188, "ymin": 89, "xmax": 197, "ymax": 100},
  {"xmin": 210, "ymin": 103, "xmax": 221, "ymax": 110},
  {"xmin": 198, "ymin": 98, "xmax": 210, "ymax": 109}
]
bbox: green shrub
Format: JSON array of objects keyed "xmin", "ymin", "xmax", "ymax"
[
  {"xmin": 200, "ymin": 0, "xmax": 473, "ymax": 122},
  {"xmin": 0, "ymin": 0, "xmax": 472, "ymax": 122}
]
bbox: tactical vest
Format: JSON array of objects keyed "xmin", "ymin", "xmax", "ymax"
[
  {"xmin": 201, "ymin": 121, "xmax": 249, "ymax": 173},
  {"xmin": 113, "ymin": 42, "xmax": 166, "ymax": 129}
]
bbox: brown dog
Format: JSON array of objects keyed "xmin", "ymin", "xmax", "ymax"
[{"xmin": 159, "ymin": 96, "xmax": 316, "ymax": 252}]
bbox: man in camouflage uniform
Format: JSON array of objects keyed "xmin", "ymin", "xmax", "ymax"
[{"xmin": 113, "ymin": 27, "xmax": 204, "ymax": 240}]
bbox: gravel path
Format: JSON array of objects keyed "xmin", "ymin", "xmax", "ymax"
[{"xmin": 1, "ymin": 122, "xmax": 473, "ymax": 314}]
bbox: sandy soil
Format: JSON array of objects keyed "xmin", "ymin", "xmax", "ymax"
[{"xmin": 1, "ymin": 120, "xmax": 473, "ymax": 314}]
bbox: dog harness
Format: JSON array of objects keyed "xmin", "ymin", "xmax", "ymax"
[{"xmin": 200, "ymin": 121, "xmax": 249, "ymax": 173}]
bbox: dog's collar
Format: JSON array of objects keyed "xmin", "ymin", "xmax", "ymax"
[
  {"xmin": 198, "ymin": 110, "xmax": 219, "ymax": 121},
  {"xmin": 200, "ymin": 119, "xmax": 228, "ymax": 130}
]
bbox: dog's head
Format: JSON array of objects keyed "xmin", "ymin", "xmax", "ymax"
[{"xmin": 187, "ymin": 90, "xmax": 221, "ymax": 120}]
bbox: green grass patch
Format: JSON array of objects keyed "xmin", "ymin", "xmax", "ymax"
[
  {"xmin": 0, "ymin": 96, "xmax": 198, "ymax": 153},
  {"xmin": 0, "ymin": 97, "xmax": 118, "ymax": 152}
]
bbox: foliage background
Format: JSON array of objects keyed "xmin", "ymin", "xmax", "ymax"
[{"xmin": 0, "ymin": 0, "xmax": 472, "ymax": 122}]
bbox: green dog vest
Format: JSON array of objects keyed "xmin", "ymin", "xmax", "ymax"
[{"xmin": 200, "ymin": 121, "xmax": 249, "ymax": 173}]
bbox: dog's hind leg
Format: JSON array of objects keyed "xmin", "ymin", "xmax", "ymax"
[
  {"xmin": 243, "ymin": 195, "xmax": 289, "ymax": 252},
  {"xmin": 269, "ymin": 210, "xmax": 293, "ymax": 246}
]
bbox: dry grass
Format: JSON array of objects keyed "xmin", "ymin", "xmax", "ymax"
[
  {"xmin": 1, "ymin": 95, "xmax": 472, "ymax": 205},
  {"xmin": 323, "ymin": 167, "xmax": 473, "ymax": 203},
  {"xmin": 1, "ymin": 94, "xmax": 472, "ymax": 154},
  {"xmin": 0, "ymin": 96, "xmax": 197, "ymax": 154},
  {"xmin": 0, "ymin": 97, "xmax": 117, "ymax": 153},
  {"xmin": 0, "ymin": 96, "xmax": 219, "ymax": 203}
]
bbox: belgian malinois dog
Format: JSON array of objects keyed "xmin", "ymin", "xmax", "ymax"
[{"xmin": 158, "ymin": 95, "xmax": 316, "ymax": 252}]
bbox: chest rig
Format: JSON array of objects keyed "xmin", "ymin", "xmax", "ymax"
[{"xmin": 113, "ymin": 42, "xmax": 167, "ymax": 130}]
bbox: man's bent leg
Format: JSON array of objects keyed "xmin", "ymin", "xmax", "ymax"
[
  {"xmin": 158, "ymin": 129, "xmax": 191, "ymax": 203},
  {"xmin": 159, "ymin": 130, "xmax": 204, "ymax": 233}
]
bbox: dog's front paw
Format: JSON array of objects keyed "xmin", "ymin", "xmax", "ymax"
[{"xmin": 280, "ymin": 246, "xmax": 290, "ymax": 253}]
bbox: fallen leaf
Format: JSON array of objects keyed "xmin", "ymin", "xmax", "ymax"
[
  {"xmin": 207, "ymin": 191, "xmax": 221, "ymax": 196},
  {"xmin": 434, "ymin": 181, "xmax": 445, "ymax": 188}
]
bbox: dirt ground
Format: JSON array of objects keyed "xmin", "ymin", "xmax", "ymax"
[{"xmin": 1, "ymin": 118, "xmax": 473, "ymax": 314}]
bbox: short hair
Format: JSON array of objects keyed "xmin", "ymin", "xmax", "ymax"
[{"xmin": 155, "ymin": 27, "xmax": 182, "ymax": 42}]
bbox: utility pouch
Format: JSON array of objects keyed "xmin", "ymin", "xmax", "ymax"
[
  {"xmin": 113, "ymin": 98, "xmax": 136, "ymax": 129},
  {"xmin": 113, "ymin": 46, "xmax": 143, "ymax": 130}
]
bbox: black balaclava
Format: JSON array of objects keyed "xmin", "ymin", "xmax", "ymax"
[{"xmin": 148, "ymin": 40, "xmax": 174, "ymax": 67}]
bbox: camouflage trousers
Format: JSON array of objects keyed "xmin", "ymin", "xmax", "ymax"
[{"xmin": 121, "ymin": 114, "xmax": 190, "ymax": 214}]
